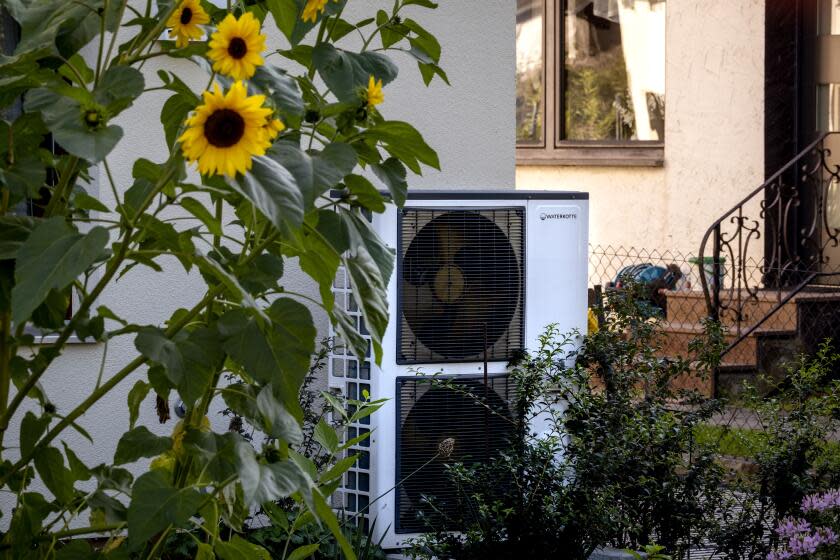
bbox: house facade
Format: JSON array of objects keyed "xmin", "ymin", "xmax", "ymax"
[{"xmin": 514, "ymin": 0, "xmax": 840, "ymax": 389}]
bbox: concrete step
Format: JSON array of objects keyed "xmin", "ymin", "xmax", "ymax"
[
  {"xmin": 658, "ymin": 322, "xmax": 757, "ymax": 367},
  {"xmin": 664, "ymin": 289, "xmax": 798, "ymax": 332}
]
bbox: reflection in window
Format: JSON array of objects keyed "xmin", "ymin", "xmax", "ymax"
[
  {"xmin": 564, "ymin": 0, "xmax": 665, "ymax": 142},
  {"xmin": 818, "ymin": 84, "xmax": 840, "ymax": 132},
  {"xmin": 516, "ymin": 0, "xmax": 543, "ymax": 144},
  {"xmin": 819, "ymin": 0, "xmax": 840, "ymax": 35}
]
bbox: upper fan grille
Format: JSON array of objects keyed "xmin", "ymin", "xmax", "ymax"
[{"xmin": 398, "ymin": 208, "xmax": 525, "ymax": 364}]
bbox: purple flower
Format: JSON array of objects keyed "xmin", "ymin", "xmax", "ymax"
[
  {"xmin": 775, "ymin": 517, "xmax": 812, "ymax": 539},
  {"xmin": 801, "ymin": 489, "xmax": 840, "ymax": 513}
]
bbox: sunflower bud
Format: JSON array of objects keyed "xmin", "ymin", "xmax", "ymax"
[
  {"xmin": 438, "ymin": 437, "xmax": 455, "ymax": 459},
  {"xmin": 304, "ymin": 109, "xmax": 321, "ymax": 123},
  {"xmin": 82, "ymin": 106, "xmax": 107, "ymax": 131}
]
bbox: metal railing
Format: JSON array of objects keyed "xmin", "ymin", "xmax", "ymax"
[{"xmin": 698, "ymin": 132, "xmax": 840, "ymax": 356}]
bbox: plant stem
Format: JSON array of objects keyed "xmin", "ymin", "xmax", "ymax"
[
  {"xmin": 0, "ymin": 310, "xmax": 11, "ymax": 426},
  {"xmin": 44, "ymin": 156, "xmax": 81, "ymax": 218}
]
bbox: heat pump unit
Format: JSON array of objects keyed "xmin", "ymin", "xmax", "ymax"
[{"xmin": 328, "ymin": 190, "xmax": 588, "ymax": 549}]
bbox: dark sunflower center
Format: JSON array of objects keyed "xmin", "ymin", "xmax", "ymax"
[
  {"xmin": 228, "ymin": 37, "xmax": 248, "ymax": 59},
  {"xmin": 204, "ymin": 109, "xmax": 245, "ymax": 148},
  {"xmin": 179, "ymin": 7, "xmax": 192, "ymax": 24}
]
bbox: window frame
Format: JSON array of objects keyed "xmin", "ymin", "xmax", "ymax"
[{"xmin": 516, "ymin": 0, "xmax": 665, "ymax": 167}]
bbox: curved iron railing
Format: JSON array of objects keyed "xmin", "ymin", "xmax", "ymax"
[{"xmin": 698, "ymin": 132, "xmax": 840, "ymax": 355}]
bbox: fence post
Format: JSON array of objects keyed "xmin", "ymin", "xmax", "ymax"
[{"xmin": 711, "ymin": 224, "xmax": 722, "ymax": 322}]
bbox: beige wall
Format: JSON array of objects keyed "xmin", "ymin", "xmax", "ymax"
[{"xmin": 517, "ymin": 0, "xmax": 766, "ymax": 256}]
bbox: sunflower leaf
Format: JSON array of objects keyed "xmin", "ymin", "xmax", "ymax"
[
  {"xmin": 11, "ymin": 218, "xmax": 109, "ymax": 324},
  {"xmin": 312, "ymin": 43, "xmax": 398, "ymax": 103},
  {"xmin": 24, "ymin": 88, "xmax": 122, "ymax": 163},
  {"xmin": 231, "ymin": 155, "xmax": 304, "ymax": 231}
]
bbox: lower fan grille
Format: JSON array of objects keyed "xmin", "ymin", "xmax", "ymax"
[{"xmin": 395, "ymin": 374, "xmax": 519, "ymax": 533}]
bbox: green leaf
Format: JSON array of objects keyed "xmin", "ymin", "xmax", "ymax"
[
  {"xmin": 321, "ymin": 454, "xmax": 358, "ymax": 483},
  {"xmin": 403, "ymin": 0, "xmax": 438, "ymax": 7},
  {"xmin": 0, "ymin": 151, "xmax": 46, "ymax": 205},
  {"xmin": 181, "ymin": 197, "xmax": 222, "ymax": 236},
  {"xmin": 215, "ymin": 535, "xmax": 271, "ymax": 560},
  {"xmin": 219, "ymin": 299, "xmax": 315, "ymax": 417},
  {"xmin": 33, "ymin": 446, "xmax": 74, "ymax": 504},
  {"xmin": 127, "ymin": 380, "xmax": 150, "ymax": 430},
  {"xmin": 313, "ymin": 418, "xmax": 339, "ymax": 453},
  {"xmin": 287, "ymin": 544, "xmax": 320, "ymax": 560},
  {"xmin": 268, "ymin": 143, "xmax": 314, "ymax": 209},
  {"xmin": 403, "ymin": 18, "xmax": 441, "ymax": 62},
  {"xmin": 231, "ymin": 155, "xmax": 304, "ymax": 231},
  {"xmin": 20, "ymin": 411, "xmax": 49, "ymax": 458},
  {"xmin": 312, "ymin": 43, "xmax": 398, "ymax": 102},
  {"xmin": 267, "ymin": 0, "xmax": 299, "ymax": 44},
  {"xmin": 377, "ymin": 11, "xmax": 403, "ymax": 49},
  {"xmin": 266, "ymin": 297, "xmax": 317, "ymax": 403},
  {"xmin": 134, "ymin": 326, "xmax": 223, "ymax": 405},
  {"xmin": 182, "ymin": 430, "xmax": 240, "ymax": 481},
  {"xmin": 72, "ymin": 191, "xmax": 110, "ymax": 213},
  {"xmin": 251, "ymin": 65, "xmax": 304, "ymax": 117},
  {"xmin": 372, "ymin": 158, "xmax": 408, "ymax": 207},
  {"xmin": 195, "ymin": 543, "xmax": 215, "ymax": 560},
  {"xmin": 313, "ymin": 491, "xmax": 356, "ymax": 560},
  {"xmin": 358, "ymin": 120, "xmax": 439, "ymax": 174},
  {"xmin": 127, "ymin": 470, "xmax": 203, "ymax": 550},
  {"xmin": 344, "ymin": 174, "xmax": 385, "ymax": 212},
  {"xmin": 235, "ymin": 442, "xmax": 309, "ymax": 506},
  {"xmin": 0, "ymin": 215, "xmax": 34, "ymax": 260},
  {"xmin": 161, "ymin": 92, "xmax": 196, "ymax": 150},
  {"xmin": 95, "ymin": 66, "xmax": 144, "ymax": 114},
  {"xmin": 12, "ymin": 217, "xmax": 108, "ymax": 324},
  {"xmin": 24, "ymin": 88, "xmax": 123, "ymax": 162},
  {"xmin": 312, "ymin": 142, "xmax": 357, "ymax": 194},
  {"xmin": 61, "ymin": 441, "xmax": 91, "ymax": 482},
  {"xmin": 6, "ymin": 0, "xmax": 107, "ymax": 58},
  {"xmin": 341, "ymin": 210, "xmax": 395, "ymax": 364},
  {"xmin": 256, "ymin": 385, "xmax": 303, "ymax": 444},
  {"xmin": 114, "ymin": 426, "xmax": 172, "ymax": 465}
]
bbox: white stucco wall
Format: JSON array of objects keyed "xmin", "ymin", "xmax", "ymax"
[
  {"xmin": 517, "ymin": 0, "xmax": 766, "ymax": 256},
  {"xmin": 6, "ymin": 0, "xmax": 515, "ymax": 493}
]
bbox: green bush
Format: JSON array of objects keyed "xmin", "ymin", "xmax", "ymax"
[{"xmin": 409, "ymin": 283, "xmax": 727, "ymax": 559}]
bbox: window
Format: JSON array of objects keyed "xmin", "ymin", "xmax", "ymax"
[{"xmin": 516, "ymin": 0, "xmax": 666, "ymax": 166}]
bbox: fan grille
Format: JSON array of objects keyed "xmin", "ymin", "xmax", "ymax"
[
  {"xmin": 395, "ymin": 374, "xmax": 519, "ymax": 533},
  {"xmin": 397, "ymin": 208, "xmax": 525, "ymax": 364}
]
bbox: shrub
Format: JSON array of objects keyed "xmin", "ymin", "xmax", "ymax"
[{"xmin": 410, "ymin": 283, "xmax": 727, "ymax": 559}]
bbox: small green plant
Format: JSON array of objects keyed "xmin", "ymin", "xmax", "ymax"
[{"xmin": 626, "ymin": 544, "xmax": 672, "ymax": 560}]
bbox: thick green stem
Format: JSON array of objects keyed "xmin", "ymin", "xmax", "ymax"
[
  {"xmin": 44, "ymin": 157, "xmax": 80, "ymax": 218},
  {"xmin": 0, "ymin": 311, "xmax": 11, "ymax": 426}
]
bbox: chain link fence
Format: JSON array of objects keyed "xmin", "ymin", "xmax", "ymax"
[{"xmin": 588, "ymin": 244, "xmax": 840, "ymax": 559}]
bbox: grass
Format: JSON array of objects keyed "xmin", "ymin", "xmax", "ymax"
[
  {"xmin": 694, "ymin": 425, "xmax": 767, "ymax": 458},
  {"xmin": 694, "ymin": 424, "xmax": 840, "ymax": 460}
]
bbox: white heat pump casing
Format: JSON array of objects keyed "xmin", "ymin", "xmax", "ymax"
[{"xmin": 330, "ymin": 190, "xmax": 588, "ymax": 550}]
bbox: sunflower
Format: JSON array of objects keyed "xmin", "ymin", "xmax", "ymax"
[
  {"xmin": 302, "ymin": 0, "xmax": 337, "ymax": 23},
  {"xmin": 179, "ymin": 81, "xmax": 274, "ymax": 177},
  {"xmin": 262, "ymin": 115, "xmax": 286, "ymax": 141},
  {"xmin": 207, "ymin": 12, "xmax": 266, "ymax": 80},
  {"xmin": 365, "ymin": 75, "xmax": 384, "ymax": 108},
  {"xmin": 166, "ymin": 0, "xmax": 210, "ymax": 48}
]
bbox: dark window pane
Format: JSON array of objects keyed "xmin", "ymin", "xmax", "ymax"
[
  {"xmin": 516, "ymin": 0, "xmax": 544, "ymax": 144},
  {"xmin": 564, "ymin": 0, "xmax": 665, "ymax": 141}
]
